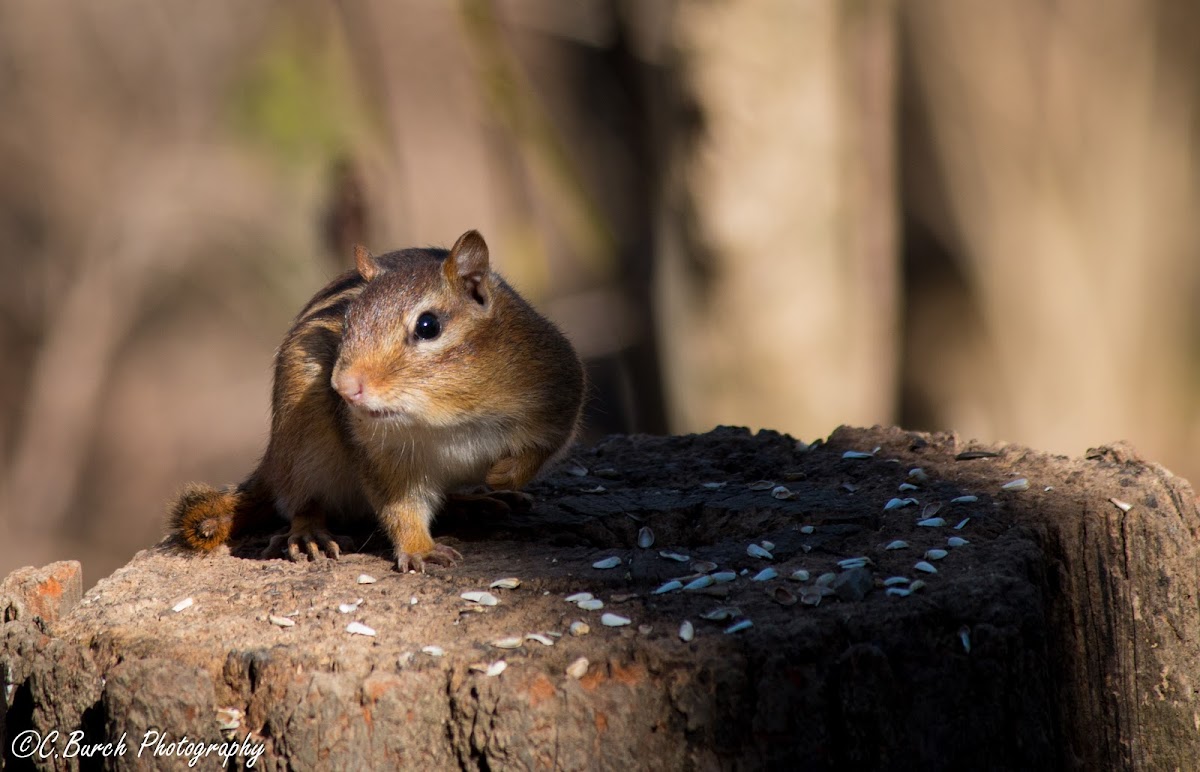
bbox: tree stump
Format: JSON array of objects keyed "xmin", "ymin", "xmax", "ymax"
[{"xmin": 3, "ymin": 425, "xmax": 1199, "ymax": 770}]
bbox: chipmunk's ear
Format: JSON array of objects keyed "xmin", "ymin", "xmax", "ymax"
[
  {"xmin": 354, "ymin": 244, "xmax": 383, "ymax": 282},
  {"xmin": 445, "ymin": 230, "xmax": 491, "ymax": 307}
]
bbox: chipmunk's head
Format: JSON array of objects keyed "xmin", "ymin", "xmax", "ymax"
[{"xmin": 331, "ymin": 229, "xmax": 499, "ymax": 427}]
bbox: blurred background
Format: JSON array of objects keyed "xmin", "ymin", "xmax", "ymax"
[{"xmin": 3, "ymin": 0, "xmax": 1200, "ymax": 587}]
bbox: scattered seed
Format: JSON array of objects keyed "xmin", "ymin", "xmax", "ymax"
[
  {"xmin": 410, "ymin": 596, "xmax": 419, "ymax": 606},
  {"xmin": 1001, "ymin": 478, "xmax": 1029, "ymax": 492},
  {"xmin": 679, "ymin": 620, "xmax": 695, "ymax": 641},
  {"xmin": 958, "ymin": 625, "xmax": 972, "ymax": 653},
  {"xmin": 922, "ymin": 502, "xmax": 944, "ymax": 518},
  {"xmin": 653, "ymin": 580, "xmax": 683, "ymax": 595},
  {"xmin": 592, "ymin": 556, "xmax": 622, "ymax": 570},
  {"xmin": 356, "ymin": 574, "xmax": 377, "ymax": 585},
  {"xmin": 799, "ymin": 525, "xmax": 815, "ymax": 534},
  {"xmin": 638, "ymin": 624, "xmax": 653, "ymax": 636},
  {"xmin": 909, "ymin": 579, "xmax": 927, "ymax": 591},
  {"xmin": 950, "ymin": 495, "xmax": 979, "ymax": 504},
  {"xmin": 789, "ymin": 568, "xmax": 811, "ymax": 581},
  {"xmin": 898, "ymin": 483, "xmax": 920, "ymax": 492},
  {"xmin": 954, "ymin": 518, "xmax": 971, "ymax": 530},
  {"xmin": 815, "ymin": 572, "xmax": 837, "ymax": 587},
  {"xmin": 683, "ymin": 575, "xmax": 715, "ymax": 591},
  {"xmin": 701, "ymin": 482, "xmax": 726, "ymax": 490},
  {"xmin": 601, "ymin": 613, "xmax": 632, "ymax": 627},
  {"xmin": 917, "ymin": 517, "xmax": 946, "ymax": 527},
  {"xmin": 724, "ymin": 619, "xmax": 753, "ymax": 634},
  {"xmin": 659, "ymin": 550, "xmax": 691, "ymax": 562},
  {"xmin": 883, "ymin": 576, "xmax": 910, "ymax": 587},
  {"xmin": 581, "ymin": 485, "xmax": 607, "ymax": 494},
  {"xmin": 577, "ymin": 599, "xmax": 605, "ymax": 611},
  {"xmin": 215, "ymin": 707, "xmax": 242, "ymax": 731},
  {"xmin": 346, "ymin": 622, "xmax": 376, "ymax": 637},
  {"xmin": 800, "ymin": 591, "xmax": 824, "ymax": 606},
  {"xmin": 171, "ymin": 597, "xmax": 194, "ymax": 613},
  {"xmin": 760, "ymin": 540, "xmax": 775, "ymax": 551},
  {"xmin": 490, "ymin": 636, "xmax": 524, "ymax": 649},
  {"xmin": 564, "ymin": 592, "xmax": 593, "ymax": 603},
  {"xmin": 637, "ymin": 527, "xmax": 655, "ymax": 549},
  {"xmin": 751, "ymin": 567, "xmax": 778, "ymax": 582},
  {"xmin": 525, "ymin": 633, "xmax": 555, "ymax": 647},
  {"xmin": 884, "ymin": 497, "xmax": 918, "ymax": 511},
  {"xmin": 691, "ymin": 560, "xmax": 718, "ymax": 574},
  {"xmin": 1109, "ymin": 498, "xmax": 1133, "ymax": 513},
  {"xmin": 886, "ymin": 587, "xmax": 912, "ymax": 597},
  {"xmin": 566, "ymin": 657, "xmax": 589, "ymax": 679},
  {"xmin": 421, "ymin": 645, "xmax": 445, "ymax": 657},
  {"xmin": 569, "ymin": 621, "xmax": 590, "ymax": 636},
  {"xmin": 947, "ymin": 536, "xmax": 970, "ymax": 547},
  {"xmin": 766, "ymin": 585, "xmax": 797, "ymax": 606},
  {"xmin": 470, "ymin": 661, "xmax": 507, "ymax": 677},
  {"xmin": 842, "ymin": 482, "xmax": 859, "ymax": 493},
  {"xmin": 771, "ymin": 485, "xmax": 796, "ymax": 500},
  {"xmin": 268, "ymin": 615, "xmax": 295, "ymax": 627},
  {"xmin": 748, "ymin": 480, "xmax": 776, "ymax": 491},
  {"xmin": 842, "ymin": 450, "xmax": 876, "ymax": 460},
  {"xmin": 914, "ymin": 561, "xmax": 938, "ymax": 574},
  {"xmin": 924, "ymin": 549, "xmax": 949, "ymax": 561},
  {"xmin": 837, "ymin": 557, "xmax": 872, "ymax": 570},
  {"xmin": 489, "ymin": 577, "xmax": 521, "ymax": 590},
  {"xmin": 461, "ymin": 591, "xmax": 499, "ymax": 606},
  {"xmin": 908, "ymin": 467, "xmax": 929, "ymax": 482},
  {"xmin": 564, "ymin": 463, "xmax": 589, "ymax": 477},
  {"xmin": 746, "ymin": 544, "xmax": 774, "ymax": 560},
  {"xmin": 594, "ymin": 468, "xmax": 621, "ymax": 479},
  {"xmin": 956, "ymin": 450, "xmax": 1000, "ymax": 460},
  {"xmin": 711, "ymin": 571, "xmax": 737, "ymax": 583},
  {"xmin": 700, "ymin": 606, "xmax": 741, "ymax": 621},
  {"xmin": 885, "ymin": 540, "xmax": 909, "ymax": 550},
  {"xmin": 338, "ymin": 600, "xmax": 363, "ymax": 614}
]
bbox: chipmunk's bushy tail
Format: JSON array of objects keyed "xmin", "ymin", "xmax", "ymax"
[{"xmin": 168, "ymin": 477, "xmax": 273, "ymax": 551}]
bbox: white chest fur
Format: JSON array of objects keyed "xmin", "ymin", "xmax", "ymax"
[{"xmin": 350, "ymin": 413, "xmax": 513, "ymax": 497}]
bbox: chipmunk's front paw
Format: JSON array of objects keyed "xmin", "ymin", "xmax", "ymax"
[
  {"xmin": 262, "ymin": 529, "xmax": 351, "ymax": 562},
  {"xmin": 395, "ymin": 543, "xmax": 462, "ymax": 573}
]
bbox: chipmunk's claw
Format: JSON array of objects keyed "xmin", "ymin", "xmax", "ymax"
[
  {"xmin": 395, "ymin": 543, "xmax": 462, "ymax": 573},
  {"xmin": 262, "ymin": 530, "xmax": 348, "ymax": 561}
]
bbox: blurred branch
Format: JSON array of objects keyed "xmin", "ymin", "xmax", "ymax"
[
  {"xmin": 4, "ymin": 150, "xmax": 277, "ymax": 535},
  {"xmin": 458, "ymin": 0, "xmax": 618, "ymax": 283}
]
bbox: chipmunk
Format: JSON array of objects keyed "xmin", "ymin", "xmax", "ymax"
[{"xmin": 170, "ymin": 230, "xmax": 585, "ymax": 572}]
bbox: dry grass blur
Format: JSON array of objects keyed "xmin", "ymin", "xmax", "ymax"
[{"xmin": 1, "ymin": 0, "xmax": 1198, "ymax": 586}]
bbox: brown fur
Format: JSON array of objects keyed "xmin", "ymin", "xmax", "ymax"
[{"xmin": 168, "ymin": 230, "xmax": 585, "ymax": 570}]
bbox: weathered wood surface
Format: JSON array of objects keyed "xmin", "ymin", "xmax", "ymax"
[{"xmin": 3, "ymin": 426, "xmax": 1198, "ymax": 770}]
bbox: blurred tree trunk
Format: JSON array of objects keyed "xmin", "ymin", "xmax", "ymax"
[
  {"xmin": 656, "ymin": 0, "xmax": 899, "ymax": 440},
  {"xmin": 901, "ymin": 0, "xmax": 1200, "ymax": 469}
]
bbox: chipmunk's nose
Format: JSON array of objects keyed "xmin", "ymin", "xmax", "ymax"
[{"xmin": 332, "ymin": 370, "xmax": 366, "ymax": 404}]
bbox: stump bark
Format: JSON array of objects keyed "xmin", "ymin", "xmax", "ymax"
[{"xmin": 3, "ymin": 425, "xmax": 1199, "ymax": 770}]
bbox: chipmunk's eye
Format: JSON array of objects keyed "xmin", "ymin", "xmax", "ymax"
[{"xmin": 414, "ymin": 311, "xmax": 441, "ymax": 341}]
